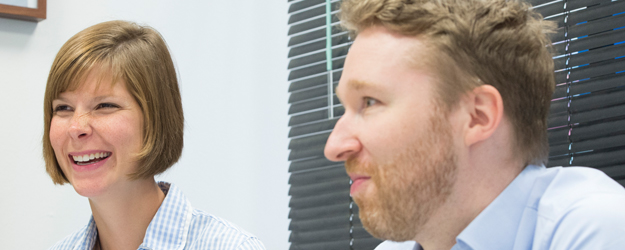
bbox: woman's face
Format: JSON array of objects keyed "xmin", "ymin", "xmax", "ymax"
[{"xmin": 49, "ymin": 69, "xmax": 144, "ymax": 198}]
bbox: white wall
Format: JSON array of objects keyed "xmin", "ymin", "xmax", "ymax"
[{"xmin": 0, "ymin": 1, "xmax": 290, "ymax": 249}]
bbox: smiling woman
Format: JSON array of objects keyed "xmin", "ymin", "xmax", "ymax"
[{"xmin": 43, "ymin": 20, "xmax": 265, "ymax": 250}]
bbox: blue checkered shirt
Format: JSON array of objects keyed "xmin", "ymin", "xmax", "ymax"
[{"xmin": 49, "ymin": 182, "xmax": 265, "ymax": 250}]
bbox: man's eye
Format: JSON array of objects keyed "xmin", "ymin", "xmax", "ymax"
[
  {"xmin": 364, "ymin": 97, "xmax": 377, "ymax": 107},
  {"xmin": 96, "ymin": 103, "xmax": 120, "ymax": 109},
  {"xmin": 54, "ymin": 105, "xmax": 72, "ymax": 113}
]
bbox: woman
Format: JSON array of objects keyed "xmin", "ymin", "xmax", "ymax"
[{"xmin": 43, "ymin": 20, "xmax": 265, "ymax": 250}]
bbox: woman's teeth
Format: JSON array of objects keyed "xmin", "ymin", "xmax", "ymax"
[{"xmin": 73, "ymin": 152, "xmax": 110, "ymax": 163}]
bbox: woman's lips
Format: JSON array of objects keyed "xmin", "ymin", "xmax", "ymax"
[
  {"xmin": 349, "ymin": 174, "xmax": 371, "ymax": 195},
  {"xmin": 68, "ymin": 151, "xmax": 112, "ymax": 172}
]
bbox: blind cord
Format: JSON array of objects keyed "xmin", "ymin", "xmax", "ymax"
[
  {"xmin": 326, "ymin": 0, "xmax": 335, "ymax": 119},
  {"xmin": 349, "ymin": 179, "xmax": 355, "ymax": 250},
  {"xmin": 564, "ymin": 0, "xmax": 574, "ymax": 166}
]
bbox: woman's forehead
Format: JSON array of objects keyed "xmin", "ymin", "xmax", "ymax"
[{"xmin": 58, "ymin": 65, "xmax": 121, "ymax": 95}]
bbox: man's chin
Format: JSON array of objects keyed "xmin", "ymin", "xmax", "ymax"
[{"xmin": 357, "ymin": 199, "xmax": 418, "ymax": 242}]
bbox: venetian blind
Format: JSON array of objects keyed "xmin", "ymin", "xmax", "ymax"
[
  {"xmin": 286, "ymin": 0, "xmax": 383, "ymax": 249},
  {"xmin": 533, "ymin": 0, "xmax": 625, "ymax": 186}
]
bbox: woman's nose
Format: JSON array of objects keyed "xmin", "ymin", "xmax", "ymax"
[
  {"xmin": 324, "ymin": 116, "xmax": 362, "ymax": 162},
  {"xmin": 68, "ymin": 112, "xmax": 92, "ymax": 140}
]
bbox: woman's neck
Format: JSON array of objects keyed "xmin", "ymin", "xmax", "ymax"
[{"xmin": 88, "ymin": 178, "xmax": 165, "ymax": 250}]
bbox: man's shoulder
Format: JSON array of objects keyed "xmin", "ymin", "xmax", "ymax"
[
  {"xmin": 534, "ymin": 166, "xmax": 625, "ymax": 249},
  {"xmin": 538, "ymin": 166, "xmax": 625, "ymax": 215},
  {"xmin": 186, "ymin": 209, "xmax": 265, "ymax": 250}
]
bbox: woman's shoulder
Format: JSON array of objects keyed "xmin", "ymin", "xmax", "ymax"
[
  {"xmin": 185, "ymin": 209, "xmax": 265, "ymax": 250},
  {"xmin": 48, "ymin": 222, "xmax": 95, "ymax": 250}
]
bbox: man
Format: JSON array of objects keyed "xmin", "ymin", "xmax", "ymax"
[{"xmin": 323, "ymin": 0, "xmax": 625, "ymax": 249}]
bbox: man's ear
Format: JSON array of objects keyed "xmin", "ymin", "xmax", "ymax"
[{"xmin": 464, "ymin": 85, "xmax": 504, "ymax": 147}]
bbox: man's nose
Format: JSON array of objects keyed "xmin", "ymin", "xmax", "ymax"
[
  {"xmin": 324, "ymin": 116, "xmax": 362, "ymax": 162},
  {"xmin": 68, "ymin": 112, "xmax": 92, "ymax": 140}
]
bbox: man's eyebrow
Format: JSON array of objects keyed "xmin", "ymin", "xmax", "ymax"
[{"xmin": 336, "ymin": 80, "xmax": 375, "ymax": 98}]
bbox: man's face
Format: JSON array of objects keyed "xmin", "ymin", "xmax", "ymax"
[{"xmin": 324, "ymin": 26, "xmax": 458, "ymax": 241}]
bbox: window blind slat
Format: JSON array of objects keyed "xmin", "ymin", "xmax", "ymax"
[
  {"xmin": 289, "ymin": 43, "xmax": 350, "ymax": 69},
  {"xmin": 534, "ymin": 0, "xmax": 566, "ymax": 18},
  {"xmin": 289, "ymin": 215, "xmax": 350, "ymax": 231},
  {"xmin": 598, "ymin": 164, "xmax": 625, "ymax": 179},
  {"xmin": 289, "ymin": 144, "xmax": 326, "ymax": 160},
  {"xmin": 288, "ymin": 106, "xmax": 344, "ymax": 127},
  {"xmin": 550, "ymin": 133, "xmax": 625, "ymax": 156},
  {"xmin": 289, "ymin": 239, "xmax": 350, "ymax": 250},
  {"xmin": 289, "ymin": 178, "xmax": 350, "ymax": 196},
  {"xmin": 288, "ymin": 33, "xmax": 349, "ymax": 59},
  {"xmin": 289, "ymin": 132, "xmax": 330, "ymax": 150},
  {"xmin": 550, "ymin": 88, "xmax": 625, "ymax": 117},
  {"xmin": 288, "ymin": 14, "xmax": 339, "ymax": 36},
  {"xmin": 290, "ymin": 83, "xmax": 338, "ymax": 105},
  {"xmin": 288, "ymin": 2, "xmax": 340, "ymax": 24},
  {"xmin": 289, "ymin": 85, "xmax": 327, "ymax": 104},
  {"xmin": 554, "ymin": 57, "xmax": 625, "ymax": 84},
  {"xmin": 549, "ymin": 102, "xmax": 625, "ymax": 129},
  {"xmin": 288, "ymin": 0, "xmax": 325, "ymax": 14},
  {"xmin": 548, "ymin": 147, "xmax": 625, "ymax": 169},
  {"xmin": 289, "ymin": 70, "xmax": 342, "ymax": 92},
  {"xmin": 289, "ymin": 202, "xmax": 352, "ymax": 220},
  {"xmin": 288, "ymin": 57, "xmax": 345, "ymax": 81},
  {"xmin": 289, "ymin": 118, "xmax": 338, "ymax": 138},
  {"xmin": 551, "ymin": 13, "xmax": 625, "ymax": 42},
  {"xmin": 553, "ymin": 43, "xmax": 625, "ymax": 71},
  {"xmin": 289, "ymin": 189, "xmax": 351, "ymax": 209},
  {"xmin": 288, "ymin": 24, "xmax": 344, "ymax": 47},
  {"xmin": 288, "ymin": 165, "xmax": 346, "ymax": 185},
  {"xmin": 553, "ymin": 70, "xmax": 625, "ymax": 99},
  {"xmin": 290, "ymin": 227, "xmax": 351, "ymax": 243},
  {"xmin": 547, "ymin": 1, "xmax": 625, "ymax": 28},
  {"xmin": 533, "ymin": 0, "xmax": 613, "ymax": 15},
  {"xmin": 552, "ymin": 28, "xmax": 625, "ymax": 55},
  {"xmin": 289, "ymin": 157, "xmax": 340, "ymax": 173},
  {"xmin": 548, "ymin": 117, "xmax": 625, "ymax": 145},
  {"xmin": 288, "ymin": 97, "xmax": 329, "ymax": 114}
]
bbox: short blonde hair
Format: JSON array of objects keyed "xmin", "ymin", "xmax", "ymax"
[
  {"xmin": 43, "ymin": 20, "xmax": 184, "ymax": 184},
  {"xmin": 340, "ymin": 0, "xmax": 556, "ymax": 165}
]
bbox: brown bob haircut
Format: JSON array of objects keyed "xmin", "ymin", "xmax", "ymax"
[
  {"xmin": 339, "ymin": 0, "xmax": 556, "ymax": 166},
  {"xmin": 43, "ymin": 20, "xmax": 184, "ymax": 184}
]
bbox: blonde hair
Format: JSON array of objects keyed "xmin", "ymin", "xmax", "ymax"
[
  {"xmin": 43, "ymin": 20, "xmax": 184, "ymax": 184},
  {"xmin": 340, "ymin": 0, "xmax": 556, "ymax": 165}
]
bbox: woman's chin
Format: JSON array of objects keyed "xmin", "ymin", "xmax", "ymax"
[{"xmin": 71, "ymin": 180, "xmax": 109, "ymax": 198}]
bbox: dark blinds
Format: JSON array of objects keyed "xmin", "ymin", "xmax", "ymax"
[
  {"xmin": 286, "ymin": 0, "xmax": 383, "ymax": 249},
  {"xmin": 532, "ymin": 0, "xmax": 625, "ymax": 186}
]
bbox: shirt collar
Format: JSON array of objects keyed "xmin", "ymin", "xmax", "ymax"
[
  {"xmin": 73, "ymin": 182, "xmax": 193, "ymax": 250},
  {"xmin": 452, "ymin": 165, "xmax": 545, "ymax": 250},
  {"xmin": 139, "ymin": 182, "xmax": 194, "ymax": 250},
  {"xmin": 73, "ymin": 217, "xmax": 98, "ymax": 250}
]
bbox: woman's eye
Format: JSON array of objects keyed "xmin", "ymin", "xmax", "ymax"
[
  {"xmin": 364, "ymin": 97, "xmax": 377, "ymax": 107},
  {"xmin": 54, "ymin": 105, "xmax": 72, "ymax": 113},
  {"xmin": 96, "ymin": 103, "xmax": 120, "ymax": 109}
]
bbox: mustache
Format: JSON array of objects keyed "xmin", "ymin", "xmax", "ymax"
[{"xmin": 345, "ymin": 156, "xmax": 374, "ymax": 176}]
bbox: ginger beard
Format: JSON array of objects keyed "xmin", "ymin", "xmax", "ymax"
[{"xmin": 346, "ymin": 108, "xmax": 458, "ymax": 241}]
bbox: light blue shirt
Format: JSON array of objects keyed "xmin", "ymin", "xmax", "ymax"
[
  {"xmin": 49, "ymin": 182, "xmax": 265, "ymax": 250},
  {"xmin": 376, "ymin": 165, "xmax": 625, "ymax": 250}
]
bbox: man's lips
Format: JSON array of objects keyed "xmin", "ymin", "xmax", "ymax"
[{"xmin": 349, "ymin": 174, "xmax": 371, "ymax": 195}]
